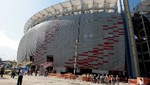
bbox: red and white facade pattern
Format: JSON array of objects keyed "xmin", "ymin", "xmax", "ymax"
[
  {"xmin": 17, "ymin": 12, "xmax": 125, "ymax": 71},
  {"xmin": 63, "ymin": 13, "xmax": 125, "ymax": 71}
]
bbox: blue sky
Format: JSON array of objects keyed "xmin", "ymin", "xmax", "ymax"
[
  {"xmin": 129, "ymin": 0, "xmax": 140, "ymax": 11},
  {"xmin": 0, "ymin": 0, "xmax": 66, "ymax": 60},
  {"xmin": 0, "ymin": 0, "xmax": 140, "ymax": 61}
]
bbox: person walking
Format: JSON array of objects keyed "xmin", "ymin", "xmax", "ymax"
[
  {"xmin": 17, "ymin": 67, "xmax": 25, "ymax": 85},
  {"xmin": 11, "ymin": 68, "xmax": 16, "ymax": 78},
  {"xmin": 0, "ymin": 66, "xmax": 5, "ymax": 78}
]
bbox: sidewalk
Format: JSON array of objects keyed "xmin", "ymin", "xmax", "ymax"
[{"xmin": 0, "ymin": 75, "xmax": 129, "ymax": 85}]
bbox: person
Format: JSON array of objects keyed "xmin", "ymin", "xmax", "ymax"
[
  {"xmin": 110, "ymin": 75, "xmax": 115, "ymax": 85},
  {"xmin": 96, "ymin": 74, "xmax": 100, "ymax": 83},
  {"xmin": 93, "ymin": 74, "xmax": 97, "ymax": 83},
  {"xmin": 35, "ymin": 69, "xmax": 38, "ymax": 76},
  {"xmin": 116, "ymin": 75, "xmax": 120, "ymax": 85},
  {"xmin": 44, "ymin": 70, "xmax": 48, "ymax": 77},
  {"xmin": 11, "ymin": 68, "xmax": 16, "ymax": 78},
  {"xmin": 17, "ymin": 68, "xmax": 25, "ymax": 85},
  {"xmin": 104, "ymin": 74, "xmax": 109, "ymax": 84},
  {"xmin": 0, "ymin": 66, "xmax": 5, "ymax": 78},
  {"xmin": 100, "ymin": 74, "xmax": 105, "ymax": 84},
  {"xmin": 138, "ymin": 78, "xmax": 144, "ymax": 85}
]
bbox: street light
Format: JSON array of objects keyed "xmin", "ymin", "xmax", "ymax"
[
  {"xmin": 74, "ymin": 11, "xmax": 81, "ymax": 74},
  {"xmin": 74, "ymin": 39, "xmax": 79, "ymax": 74}
]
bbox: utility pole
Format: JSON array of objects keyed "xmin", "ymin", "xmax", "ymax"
[
  {"xmin": 74, "ymin": 39, "xmax": 79, "ymax": 74},
  {"xmin": 123, "ymin": 0, "xmax": 140, "ymax": 78},
  {"xmin": 73, "ymin": 3, "xmax": 82, "ymax": 74}
]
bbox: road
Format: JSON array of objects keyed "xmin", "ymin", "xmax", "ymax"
[{"xmin": 0, "ymin": 75, "xmax": 129, "ymax": 85}]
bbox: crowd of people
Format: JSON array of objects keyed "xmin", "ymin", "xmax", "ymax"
[
  {"xmin": 94, "ymin": 74, "xmax": 120, "ymax": 85},
  {"xmin": 0, "ymin": 65, "xmax": 25, "ymax": 85},
  {"xmin": 77, "ymin": 74, "xmax": 121, "ymax": 85},
  {"xmin": 0, "ymin": 65, "xmax": 146, "ymax": 85}
]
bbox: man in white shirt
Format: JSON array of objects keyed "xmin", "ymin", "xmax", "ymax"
[{"xmin": 17, "ymin": 68, "xmax": 25, "ymax": 85}]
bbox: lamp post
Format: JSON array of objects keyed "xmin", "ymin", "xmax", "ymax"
[
  {"xmin": 74, "ymin": 9, "xmax": 81, "ymax": 74},
  {"xmin": 74, "ymin": 39, "xmax": 79, "ymax": 74}
]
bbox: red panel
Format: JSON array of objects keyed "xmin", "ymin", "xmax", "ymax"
[
  {"xmin": 112, "ymin": 16, "xmax": 117, "ymax": 18},
  {"xmin": 104, "ymin": 45, "xmax": 114, "ymax": 48},
  {"xmin": 103, "ymin": 54, "xmax": 109, "ymax": 57},
  {"xmin": 104, "ymin": 41, "xmax": 113, "ymax": 45},
  {"xmin": 87, "ymin": 60, "xmax": 94, "ymax": 62},
  {"xmin": 82, "ymin": 63, "xmax": 88, "ymax": 65},
  {"xmin": 88, "ymin": 55, "xmax": 98, "ymax": 58},
  {"xmin": 104, "ymin": 47, "xmax": 114, "ymax": 50},
  {"xmin": 108, "ymin": 38, "xmax": 114, "ymax": 41},
  {"xmin": 88, "ymin": 63, "xmax": 99, "ymax": 66},
  {"xmin": 114, "ymin": 40, "xmax": 119, "ymax": 42},
  {"xmin": 77, "ymin": 62, "xmax": 84, "ymax": 64},
  {"xmin": 98, "ymin": 52, "xmax": 104, "ymax": 54},
  {"xmin": 88, "ymin": 57, "xmax": 95, "ymax": 59},
  {"xmin": 119, "ymin": 33, "xmax": 125, "ymax": 35},
  {"xmin": 103, "ymin": 61, "xmax": 109, "ymax": 63},
  {"xmin": 98, "ymin": 63, "xmax": 103, "ymax": 65},
  {"xmin": 117, "ymin": 22, "xmax": 124, "ymax": 24},
  {"xmin": 65, "ymin": 62, "xmax": 73, "ymax": 64},
  {"xmin": 92, "ymin": 50, "xmax": 99, "ymax": 53}
]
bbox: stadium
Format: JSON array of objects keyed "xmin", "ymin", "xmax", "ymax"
[{"xmin": 17, "ymin": 0, "xmax": 127, "ymax": 76}]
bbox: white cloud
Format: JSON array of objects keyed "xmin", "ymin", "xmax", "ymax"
[{"xmin": 0, "ymin": 31, "xmax": 19, "ymax": 51}]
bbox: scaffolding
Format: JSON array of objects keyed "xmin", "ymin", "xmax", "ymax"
[{"xmin": 132, "ymin": 0, "xmax": 150, "ymax": 77}]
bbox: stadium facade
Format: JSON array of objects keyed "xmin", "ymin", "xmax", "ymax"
[{"xmin": 17, "ymin": 0, "xmax": 126, "ymax": 75}]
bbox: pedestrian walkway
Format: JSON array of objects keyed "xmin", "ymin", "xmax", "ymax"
[{"xmin": 0, "ymin": 75, "xmax": 129, "ymax": 85}]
